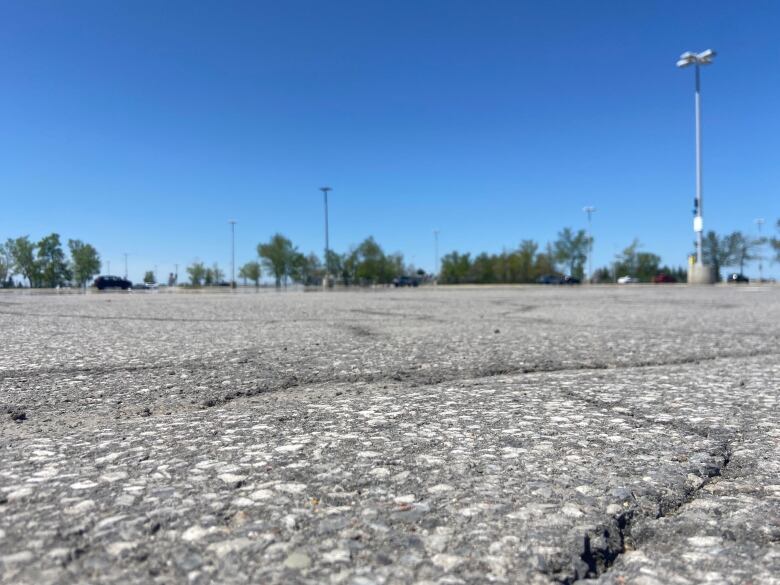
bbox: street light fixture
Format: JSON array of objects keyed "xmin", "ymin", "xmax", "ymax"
[
  {"xmin": 320, "ymin": 187, "xmax": 332, "ymax": 286},
  {"xmin": 677, "ymin": 49, "xmax": 716, "ymax": 283},
  {"xmin": 583, "ymin": 206, "xmax": 596, "ymax": 282}
]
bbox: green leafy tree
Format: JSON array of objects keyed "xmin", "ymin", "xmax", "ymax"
[
  {"xmin": 0, "ymin": 243, "xmax": 10, "ymax": 286},
  {"xmin": 68, "ymin": 240, "xmax": 101, "ymax": 287},
  {"xmin": 769, "ymin": 219, "xmax": 780, "ymax": 263},
  {"xmin": 534, "ymin": 244, "xmax": 558, "ymax": 279},
  {"xmin": 324, "ymin": 250, "xmax": 343, "ymax": 280},
  {"xmin": 258, "ymin": 234, "xmax": 296, "ymax": 288},
  {"xmin": 553, "ymin": 227, "xmax": 589, "ymax": 279},
  {"xmin": 354, "ymin": 237, "xmax": 387, "ymax": 284},
  {"xmin": 700, "ymin": 231, "xmax": 739, "ymax": 281},
  {"xmin": 440, "ymin": 251, "xmax": 471, "ymax": 284},
  {"xmin": 37, "ymin": 233, "xmax": 71, "ymax": 288},
  {"xmin": 6, "ymin": 236, "xmax": 40, "ymax": 287},
  {"xmin": 187, "ymin": 261, "xmax": 206, "ymax": 287},
  {"xmin": 469, "ymin": 252, "xmax": 496, "ymax": 283},
  {"xmin": 239, "ymin": 261, "xmax": 262, "ymax": 288},
  {"xmin": 516, "ymin": 240, "xmax": 539, "ymax": 283},
  {"xmin": 614, "ymin": 240, "xmax": 661, "ymax": 282},
  {"xmin": 729, "ymin": 231, "xmax": 762, "ymax": 274},
  {"xmin": 143, "ymin": 271, "xmax": 155, "ymax": 284},
  {"xmin": 211, "ymin": 263, "xmax": 224, "ymax": 284},
  {"xmin": 291, "ymin": 252, "xmax": 323, "ymax": 286}
]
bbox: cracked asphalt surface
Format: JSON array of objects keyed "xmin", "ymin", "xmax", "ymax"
[{"xmin": 1, "ymin": 286, "xmax": 778, "ymax": 584}]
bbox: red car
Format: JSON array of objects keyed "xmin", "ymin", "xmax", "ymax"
[{"xmin": 653, "ymin": 273, "xmax": 677, "ymax": 284}]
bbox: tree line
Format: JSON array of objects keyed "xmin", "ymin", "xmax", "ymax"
[
  {"xmin": 438, "ymin": 224, "xmax": 780, "ymax": 285},
  {"xmin": 3, "ymin": 221, "xmax": 779, "ymax": 288},
  {"xmin": 1, "ymin": 234, "xmax": 100, "ymax": 288},
  {"xmin": 187, "ymin": 233, "xmax": 412, "ymax": 288}
]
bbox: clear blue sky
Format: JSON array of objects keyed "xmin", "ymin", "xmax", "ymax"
[{"xmin": 1, "ymin": 0, "xmax": 778, "ymax": 282}]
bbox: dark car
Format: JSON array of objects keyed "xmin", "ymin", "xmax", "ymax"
[
  {"xmin": 393, "ymin": 276, "xmax": 419, "ymax": 287},
  {"xmin": 653, "ymin": 273, "xmax": 677, "ymax": 284},
  {"xmin": 536, "ymin": 274, "xmax": 561, "ymax": 285},
  {"xmin": 94, "ymin": 275, "xmax": 132, "ymax": 290},
  {"xmin": 726, "ymin": 273, "xmax": 749, "ymax": 283},
  {"xmin": 560, "ymin": 276, "xmax": 580, "ymax": 285}
]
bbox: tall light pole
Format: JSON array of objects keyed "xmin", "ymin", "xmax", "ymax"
[
  {"xmin": 320, "ymin": 187, "xmax": 332, "ymax": 284},
  {"xmin": 677, "ymin": 49, "xmax": 716, "ymax": 282},
  {"xmin": 583, "ymin": 206, "xmax": 596, "ymax": 282},
  {"xmin": 229, "ymin": 220, "xmax": 237, "ymax": 288},
  {"xmin": 124, "ymin": 253, "xmax": 128, "ymax": 280},
  {"xmin": 107, "ymin": 260, "xmax": 111, "ymax": 275},
  {"xmin": 755, "ymin": 218, "xmax": 765, "ymax": 282},
  {"xmin": 433, "ymin": 229, "xmax": 440, "ymax": 283}
]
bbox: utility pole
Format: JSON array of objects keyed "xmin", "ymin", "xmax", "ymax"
[
  {"xmin": 229, "ymin": 220, "xmax": 237, "ymax": 288},
  {"xmin": 755, "ymin": 218, "xmax": 765, "ymax": 283},
  {"xmin": 583, "ymin": 207, "xmax": 596, "ymax": 282},
  {"xmin": 320, "ymin": 187, "xmax": 332, "ymax": 285},
  {"xmin": 433, "ymin": 229, "xmax": 439, "ymax": 283},
  {"xmin": 677, "ymin": 49, "xmax": 716, "ymax": 283}
]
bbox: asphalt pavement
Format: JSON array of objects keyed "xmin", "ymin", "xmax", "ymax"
[{"xmin": 1, "ymin": 285, "xmax": 778, "ymax": 584}]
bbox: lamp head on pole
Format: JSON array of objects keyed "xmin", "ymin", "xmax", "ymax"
[{"xmin": 677, "ymin": 49, "xmax": 716, "ymax": 68}]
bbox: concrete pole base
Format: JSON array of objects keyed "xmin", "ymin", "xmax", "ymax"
[{"xmin": 688, "ymin": 263, "xmax": 716, "ymax": 284}]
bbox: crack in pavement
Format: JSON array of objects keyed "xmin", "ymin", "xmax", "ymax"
[{"xmin": 549, "ymin": 441, "xmax": 733, "ymax": 585}]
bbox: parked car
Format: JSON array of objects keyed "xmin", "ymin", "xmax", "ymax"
[
  {"xmin": 393, "ymin": 276, "xmax": 419, "ymax": 287},
  {"xmin": 560, "ymin": 275, "xmax": 581, "ymax": 285},
  {"xmin": 653, "ymin": 273, "xmax": 677, "ymax": 284},
  {"xmin": 726, "ymin": 273, "xmax": 749, "ymax": 283},
  {"xmin": 617, "ymin": 276, "xmax": 638, "ymax": 284},
  {"xmin": 94, "ymin": 275, "xmax": 132, "ymax": 290},
  {"xmin": 536, "ymin": 274, "xmax": 561, "ymax": 285}
]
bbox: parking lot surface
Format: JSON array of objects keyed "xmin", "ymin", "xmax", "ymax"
[{"xmin": 1, "ymin": 286, "xmax": 778, "ymax": 584}]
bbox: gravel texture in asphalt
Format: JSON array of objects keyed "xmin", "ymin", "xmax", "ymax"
[{"xmin": 1, "ymin": 286, "xmax": 778, "ymax": 584}]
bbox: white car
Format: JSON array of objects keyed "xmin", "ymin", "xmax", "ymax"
[{"xmin": 617, "ymin": 276, "xmax": 638, "ymax": 284}]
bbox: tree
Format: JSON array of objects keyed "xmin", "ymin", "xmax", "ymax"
[
  {"xmin": 239, "ymin": 261, "xmax": 262, "ymax": 288},
  {"xmin": 614, "ymin": 240, "xmax": 661, "ymax": 282},
  {"xmin": 635, "ymin": 251, "xmax": 661, "ymax": 282},
  {"xmin": 354, "ymin": 237, "xmax": 388, "ymax": 284},
  {"xmin": 6, "ymin": 236, "xmax": 39, "ymax": 287},
  {"xmin": 290, "ymin": 252, "xmax": 323, "ymax": 286},
  {"xmin": 37, "ymin": 233, "xmax": 71, "ymax": 288},
  {"xmin": 205, "ymin": 262, "xmax": 225, "ymax": 286},
  {"xmin": 0, "ymin": 243, "xmax": 10, "ymax": 286},
  {"xmin": 187, "ymin": 261, "xmax": 206, "ymax": 287},
  {"xmin": 69, "ymin": 240, "xmax": 101, "ymax": 287},
  {"xmin": 729, "ymin": 231, "xmax": 762, "ymax": 274},
  {"xmin": 553, "ymin": 228, "xmax": 589, "ymax": 279},
  {"xmin": 700, "ymin": 231, "xmax": 739, "ymax": 281},
  {"xmin": 515, "ymin": 240, "xmax": 538, "ymax": 283},
  {"xmin": 469, "ymin": 252, "xmax": 496, "ymax": 284},
  {"xmin": 258, "ymin": 234, "xmax": 296, "ymax": 288},
  {"xmin": 143, "ymin": 271, "xmax": 155, "ymax": 284},
  {"xmin": 440, "ymin": 251, "xmax": 471, "ymax": 284},
  {"xmin": 534, "ymin": 243, "xmax": 558, "ymax": 279},
  {"xmin": 770, "ymin": 219, "xmax": 780, "ymax": 263}
]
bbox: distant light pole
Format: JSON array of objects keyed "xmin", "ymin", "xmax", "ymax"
[
  {"xmin": 124, "ymin": 253, "xmax": 128, "ymax": 280},
  {"xmin": 677, "ymin": 49, "xmax": 716, "ymax": 280},
  {"xmin": 229, "ymin": 220, "xmax": 237, "ymax": 288},
  {"xmin": 755, "ymin": 218, "xmax": 765, "ymax": 282},
  {"xmin": 106, "ymin": 260, "xmax": 111, "ymax": 275},
  {"xmin": 433, "ymin": 229, "xmax": 440, "ymax": 283},
  {"xmin": 583, "ymin": 206, "xmax": 596, "ymax": 282},
  {"xmin": 320, "ymin": 187, "xmax": 332, "ymax": 283}
]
